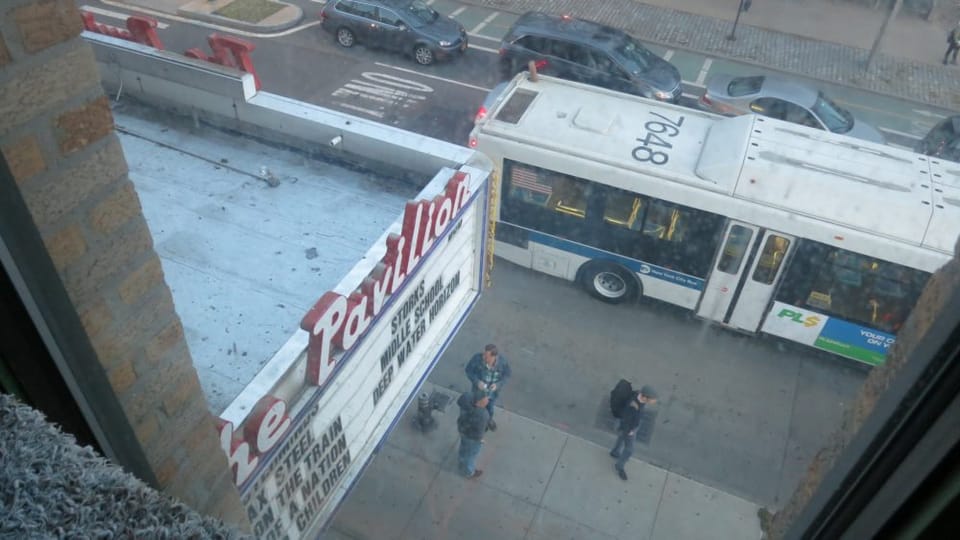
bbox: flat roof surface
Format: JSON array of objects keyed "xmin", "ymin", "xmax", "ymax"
[{"xmin": 116, "ymin": 103, "xmax": 416, "ymax": 414}]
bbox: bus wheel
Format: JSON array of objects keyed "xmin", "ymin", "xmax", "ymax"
[{"xmin": 581, "ymin": 263, "xmax": 637, "ymax": 304}]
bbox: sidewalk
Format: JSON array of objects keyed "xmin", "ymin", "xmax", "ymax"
[{"xmin": 327, "ymin": 383, "xmax": 762, "ymax": 540}]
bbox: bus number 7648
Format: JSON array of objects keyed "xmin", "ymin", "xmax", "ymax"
[{"xmin": 632, "ymin": 112, "xmax": 685, "ymax": 166}]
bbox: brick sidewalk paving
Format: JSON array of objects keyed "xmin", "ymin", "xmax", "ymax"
[{"xmin": 460, "ymin": 0, "xmax": 960, "ymax": 109}]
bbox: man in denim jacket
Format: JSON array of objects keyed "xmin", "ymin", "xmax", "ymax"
[{"xmin": 465, "ymin": 344, "xmax": 511, "ymax": 431}]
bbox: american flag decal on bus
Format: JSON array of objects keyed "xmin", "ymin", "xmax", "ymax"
[{"xmin": 511, "ymin": 165, "xmax": 553, "ymax": 195}]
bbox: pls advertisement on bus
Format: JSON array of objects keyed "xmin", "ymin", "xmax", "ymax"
[
  {"xmin": 761, "ymin": 301, "xmax": 896, "ymax": 366},
  {"xmin": 216, "ymin": 166, "xmax": 491, "ymax": 540}
]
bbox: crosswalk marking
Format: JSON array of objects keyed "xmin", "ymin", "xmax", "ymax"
[{"xmin": 81, "ymin": 5, "xmax": 170, "ymax": 29}]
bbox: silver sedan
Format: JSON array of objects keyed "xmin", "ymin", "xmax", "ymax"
[{"xmin": 699, "ymin": 74, "xmax": 885, "ymax": 144}]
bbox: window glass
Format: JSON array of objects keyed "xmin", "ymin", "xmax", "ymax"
[
  {"xmin": 642, "ymin": 201, "xmax": 693, "ymax": 242},
  {"xmin": 811, "ymin": 92, "xmax": 853, "ymax": 133},
  {"xmin": 784, "ymin": 104, "xmax": 821, "ymax": 129},
  {"xmin": 516, "ymin": 36, "xmax": 549, "ymax": 54},
  {"xmin": 717, "ymin": 225, "xmax": 753, "ymax": 274},
  {"xmin": 603, "ymin": 189, "xmax": 645, "ymax": 230},
  {"xmin": 752, "ymin": 235, "xmax": 791, "ymax": 284},
  {"xmin": 727, "ymin": 76, "xmax": 764, "ymax": 97},
  {"xmin": 378, "ymin": 8, "xmax": 403, "ymax": 26},
  {"xmin": 505, "ymin": 162, "xmax": 588, "ymax": 218},
  {"xmin": 750, "ymin": 97, "xmax": 787, "ymax": 120},
  {"xmin": 494, "ymin": 89, "xmax": 538, "ymax": 124},
  {"xmin": 404, "ymin": 0, "xmax": 437, "ymax": 26},
  {"xmin": 776, "ymin": 241, "xmax": 930, "ymax": 333},
  {"xmin": 342, "ymin": 1, "xmax": 376, "ymax": 19}
]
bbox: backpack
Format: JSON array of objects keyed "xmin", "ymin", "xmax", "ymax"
[
  {"xmin": 609, "ymin": 379, "xmax": 634, "ymax": 418},
  {"xmin": 950, "ymin": 29, "xmax": 959, "ymax": 44}
]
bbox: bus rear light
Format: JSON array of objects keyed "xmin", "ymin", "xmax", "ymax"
[
  {"xmin": 468, "ymin": 136, "xmax": 478, "ymax": 148},
  {"xmin": 534, "ymin": 59, "xmax": 548, "ymax": 70}
]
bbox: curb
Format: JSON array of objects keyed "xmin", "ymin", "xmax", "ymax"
[{"xmin": 177, "ymin": 4, "xmax": 305, "ymax": 33}]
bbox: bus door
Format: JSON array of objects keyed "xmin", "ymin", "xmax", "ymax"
[{"xmin": 697, "ymin": 222, "xmax": 795, "ymax": 332}]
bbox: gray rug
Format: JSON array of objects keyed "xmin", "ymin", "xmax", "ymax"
[{"xmin": 0, "ymin": 394, "xmax": 251, "ymax": 539}]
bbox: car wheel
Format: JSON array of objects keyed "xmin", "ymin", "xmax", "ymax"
[
  {"xmin": 413, "ymin": 45, "xmax": 434, "ymax": 66},
  {"xmin": 336, "ymin": 27, "xmax": 355, "ymax": 48},
  {"xmin": 580, "ymin": 262, "xmax": 638, "ymax": 304}
]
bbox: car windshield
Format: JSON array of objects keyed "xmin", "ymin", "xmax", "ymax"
[
  {"xmin": 405, "ymin": 0, "xmax": 438, "ymax": 26},
  {"xmin": 811, "ymin": 92, "xmax": 853, "ymax": 133},
  {"xmin": 613, "ymin": 38, "xmax": 653, "ymax": 72}
]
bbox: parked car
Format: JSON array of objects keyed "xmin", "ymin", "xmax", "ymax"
[
  {"xmin": 916, "ymin": 115, "xmax": 960, "ymax": 162},
  {"xmin": 700, "ymin": 74, "xmax": 885, "ymax": 144},
  {"xmin": 319, "ymin": 0, "xmax": 468, "ymax": 65},
  {"xmin": 498, "ymin": 12, "xmax": 682, "ymax": 103}
]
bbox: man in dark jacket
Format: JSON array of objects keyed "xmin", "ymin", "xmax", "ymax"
[
  {"xmin": 456, "ymin": 390, "xmax": 490, "ymax": 479},
  {"xmin": 465, "ymin": 344, "xmax": 511, "ymax": 431},
  {"xmin": 609, "ymin": 385, "xmax": 658, "ymax": 481}
]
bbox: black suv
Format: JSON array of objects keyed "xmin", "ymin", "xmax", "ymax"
[
  {"xmin": 499, "ymin": 13, "xmax": 682, "ymax": 103},
  {"xmin": 320, "ymin": 0, "xmax": 468, "ymax": 65}
]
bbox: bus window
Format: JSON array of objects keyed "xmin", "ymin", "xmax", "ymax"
[
  {"xmin": 775, "ymin": 241, "xmax": 930, "ymax": 334},
  {"xmin": 603, "ymin": 188, "xmax": 644, "ymax": 230},
  {"xmin": 717, "ymin": 225, "xmax": 753, "ymax": 274},
  {"xmin": 752, "ymin": 235, "xmax": 791, "ymax": 284},
  {"xmin": 642, "ymin": 201, "xmax": 687, "ymax": 241},
  {"xmin": 548, "ymin": 175, "xmax": 588, "ymax": 218}
]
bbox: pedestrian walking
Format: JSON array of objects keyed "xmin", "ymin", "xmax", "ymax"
[
  {"xmin": 609, "ymin": 385, "xmax": 658, "ymax": 481},
  {"xmin": 456, "ymin": 390, "xmax": 490, "ymax": 479},
  {"xmin": 944, "ymin": 23, "xmax": 960, "ymax": 65},
  {"xmin": 465, "ymin": 344, "xmax": 511, "ymax": 432}
]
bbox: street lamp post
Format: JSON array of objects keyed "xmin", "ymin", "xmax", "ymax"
[{"xmin": 726, "ymin": 0, "xmax": 753, "ymax": 41}]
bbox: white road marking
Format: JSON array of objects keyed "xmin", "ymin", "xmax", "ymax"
[
  {"xmin": 468, "ymin": 32, "xmax": 502, "ymax": 43},
  {"xmin": 99, "ymin": 0, "xmax": 324, "ymax": 37},
  {"xmin": 336, "ymin": 102, "xmax": 385, "ymax": 118},
  {"xmin": 81, "ymin": 5, "xmax": 170, "ymax": 28},
  {"xmin": 662, "ymin": 50, "xmax": 674, "ymax": 61},
  {"xmin": 469, "ymin": 43, "xmax": 500, "ymax": 54},
  {"xmin": 878, "ymin": 126, "xmax": 922, "ymax": 140},
  {"xmin": 912, "ymin": 109, "xmax": 947, "ymax": 120},
  {"xmin": 374, "ymin": 62, "xmax": 491, "ymax": 92},
  {"xmin": 470, "ymin": 12, "xmax": 499, "ymax": 35},
  {"xmin": 450, "ymin": 6, "xmax": 468, "ymax": 17},
  {"xmin": 695, "ymin": 58, "xmax": 712, "ymax": 86}
]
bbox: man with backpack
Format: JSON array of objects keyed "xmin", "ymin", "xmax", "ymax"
[
  {"xmin": 610, "ymin": 385, "xmax": 658, "ymax": 481},
  {"xmin": 456, "ymin": 390, "xmax": 490, "ymax": 479},
  {"xmin": 944, "ymin": 23, "xmax": 960, "ymax": 65}
]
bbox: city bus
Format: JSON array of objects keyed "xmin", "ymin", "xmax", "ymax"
[{"xmin": 468, "ymin": 73, "xmax": 960, "ymax": 366}]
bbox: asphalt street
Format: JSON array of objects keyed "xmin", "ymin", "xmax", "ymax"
[{"xmin": 84, "ymin": 0, "xmax": 955, "ymax": 148}]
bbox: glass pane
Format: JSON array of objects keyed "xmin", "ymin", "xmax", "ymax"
[
  {"xmin": 752, "ymin": 235, "xmax": 791, "ymax": 284},
  {"xmin": 603, "ymin": 189, "xmax": 644, "ymax": 230},
  {"xmin": 717, "ymin": 225, "xmax": 753, "ymax": 274},
  {"xmin": 495, "ymin": 89, "xmax": 538, "ymax": 124}
]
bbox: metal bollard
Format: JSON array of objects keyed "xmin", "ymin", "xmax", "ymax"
[{"xmin": 413, "ymin": 392, "xmax": 437, "ymax": 433}]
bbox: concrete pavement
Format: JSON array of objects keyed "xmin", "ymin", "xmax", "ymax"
[{"xmin": 328, "ymin": 383, "xmax": 763, "ymax": 540}]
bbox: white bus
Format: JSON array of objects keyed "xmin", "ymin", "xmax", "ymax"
[{"xmin": 469, "ymin": 73, "xmax": 960, "ymax": 366}]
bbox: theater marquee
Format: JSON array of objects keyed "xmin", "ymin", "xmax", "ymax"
[{"xmin": 216, "ymin": 166, "xmax": 491, "ymax": 539}]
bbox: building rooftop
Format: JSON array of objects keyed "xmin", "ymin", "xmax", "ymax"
[{"xmin": 116, "ymin": 102, "xmax": 417, "ymax": 414}]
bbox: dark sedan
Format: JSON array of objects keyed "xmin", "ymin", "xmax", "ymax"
[{"xmin": 320, "ymin": 0, "xmax": 468, "ymax": 65}]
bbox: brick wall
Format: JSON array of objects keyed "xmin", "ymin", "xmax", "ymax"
[{"xmin": 0, "ymin": 0, "xmax": 247, "ymax": 528}]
